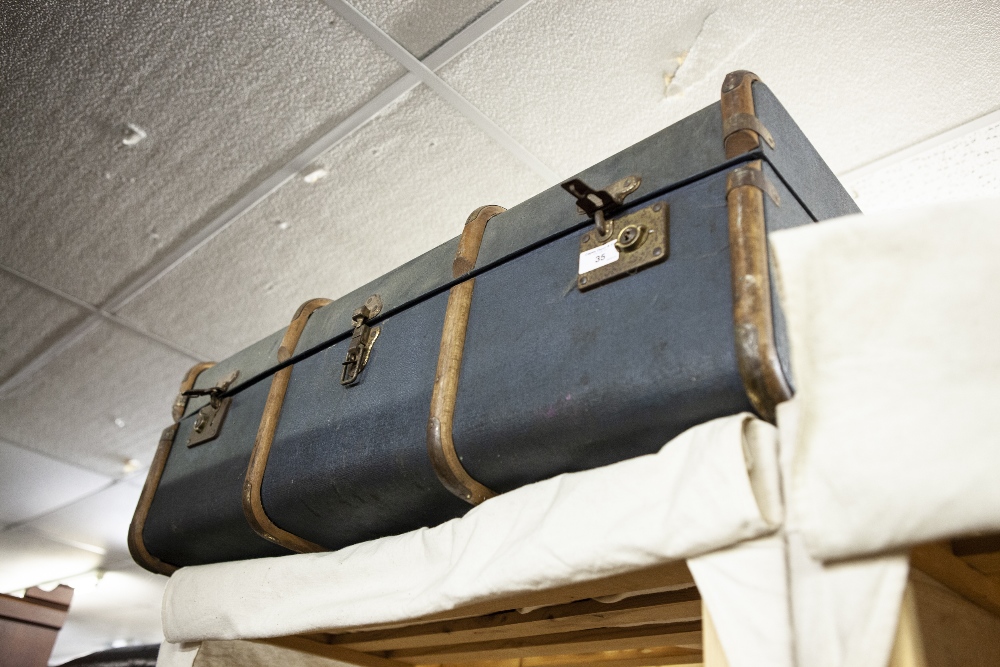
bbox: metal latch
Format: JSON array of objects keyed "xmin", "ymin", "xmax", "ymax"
[
  {"xmin": 341, "ymin": 295, "xmax": 382, "ymax": 386},
  {"xmin": 561, "ymin": 175, "xmax": 668, "ymax": 291},
  {"xmin": 183, "ymin": 370, "xmax": 239, "ymax": 447},
  {"xmin": 561, "ymin": 174, "xmax": 641, "ymax": 237}
]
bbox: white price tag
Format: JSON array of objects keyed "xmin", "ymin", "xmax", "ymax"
[{"xmin": 578, "ymin": 239, "xmax": 619, "ymax": 274}]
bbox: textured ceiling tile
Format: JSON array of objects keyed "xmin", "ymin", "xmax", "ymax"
[
  {"xmin": 0, "ymin": 526, "xmax": 103, "ymax": 593},
  {"xmin": 438, "ymin": 0, "xmax": 1000, "ymax": 177},
  {"xmin": 0, "ymin": 440, "xmax": 111, "ymax": 528},
  {"xmin": 0, "ymin": 0, "xmax": 404, "ymax": 305},
  {"xmin": 0, "ymin": 321, "xmax": 193, "ymax": 476},
  {"xmin": 0, "ymin": 270, "xmax": 88, "ymax": 383},
  {"xmin": 49, "ymin": 566, "xmax": 166, "ymax": 664},
  {"xmin": 841, "ymin": 118, "xmax": 1000, "ymax": 214},
  {"xmin": 350, "ymin": 0, "xmax": 501, "ymax": 58},
  {"xmin": 27, "ymin": 481, "xmax": 141, "ymax": 566},
  {"xmin": 117, "ymin": 84, "xmax": 547, "ymax": 360},
  {"xmin": 656, "ymin": 0, "xmax": 1000, "ymax": 174},
  {"xmin": 436, "ymin": 0, "xmax": 719, "ymax": 178}
]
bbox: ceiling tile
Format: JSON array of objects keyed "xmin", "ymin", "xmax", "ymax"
[
  {"xmin": 0, "ymin": 269, "xmax": 88, "ymax": 384},
  {"xmin": 842, "ymin": 118, "xmax": 1000, "ymax": 214},
  {"xmin": 49, "ymin": 565, "xmax": 167, "ymax": 664},
  {"xmin": 0, "ymin": 526, "xmax": 103, "ymax": 593},
  {"xmin": 437, "ymin": 0, "xmax": 1000, "ymax": 177},
  {"xmin": 0, "ymin": 0, "xmax": 404, "ymax": 305},
  {"xmin": 117, "ymin": 84, "xmax": 548, "ymax": 360},
  {"xmin": 0, "ymin": 321, "xmax": 194, "ymax": 476},
  {"xmin": 27, "ymin": 480, "xmax": 141, "ymax": 563},
  {"xmin": 0, "ymin": 440, "xmax": 112, "ymax": 529},
  {"xmin": 350, "ymin": 0, "xmax": 501, "ymax": 58},
  {"xmin": 435, "ymin": 0, "xmax": 719, "ymax": 179}
]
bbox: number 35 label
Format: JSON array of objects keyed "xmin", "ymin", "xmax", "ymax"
[{"xmin": 578, "ymin": 239, "xmax": 619, "ymax": 274}]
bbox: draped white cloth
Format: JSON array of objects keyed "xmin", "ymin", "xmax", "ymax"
[
  {"xmin": 770, "ymin": 198, "xmax": 1000, "ymax": 561},
  {"xmin": 161, "ymin": 413, "xmax": 780, "ymax": 645}
]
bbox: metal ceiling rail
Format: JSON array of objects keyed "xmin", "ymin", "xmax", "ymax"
[
  {"xmin": 0, "ymin": 0, "xmax": 537, "ymax": 397},
  {"xmin": 322, "ymin": 0, "xmax": 560, "ymax": 185}
]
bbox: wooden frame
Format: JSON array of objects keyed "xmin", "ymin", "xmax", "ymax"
[{"xmin": 189, "ymin": 537, "xmax": 1000, "ymax": 667}]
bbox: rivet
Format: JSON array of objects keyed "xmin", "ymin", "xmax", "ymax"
[
  {"xmin": 653, "ymin": 204, "xmax": 662, "ymax": 212},
  {"xmin": 580, "ymin": 277, "xmax": 588, "ymax": 285},
  {"xmin": 653, "ymin": 248, "xmax": 662, "ymax": 257},
  {"xmin": 582, "ymin": 233, "xmax": 590, "ymax": 243}
]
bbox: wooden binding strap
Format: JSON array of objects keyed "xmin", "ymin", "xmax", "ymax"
[
  {"xmin": 721, "ymin": 70, "xmax": 772, "ymax": 159},
  {"xmin": 428, "ymin": 205, "xmax": 506, "ymax": 505},
  {"xmin": 243, "ymin": 298, "xmax": 332, "ymax": 552},
  {"xmin": 721, "ymin": 71, "xmax": 792, "ymax": 423},
  {"xmin": 129, "ymin": 361, "xmax": 216, "ymax": 575}
]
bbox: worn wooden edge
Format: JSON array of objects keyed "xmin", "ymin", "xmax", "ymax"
[
  {"xmin": 428, "ymin": 206, "xmax": 505, "ymax": 505},
  {"xmin": 171, "ymin": 361, "xmax": 217, "ymax": 422},
  {"xmin": 283, "ymin": 638, "xmax": 701, "ymax": 667},
  {"xmin": 515, "ymin": 647, "xmax": 701, "ymax": 667},
  {"xmin": 910, "ymin": 541, "xmax": 1000, "ymax": 619},
  {"xmin": 243, "ymin": 298, "xmax": 332, "ymax": 553},
  {"xmin": 720, "ymin": 70, "xmax": 763, "ymax": 160},
  {"xmin": 725, "ymin": 159, "xmax": 792, "ymax": 423},
  {"xmin": 257, "ymin": 637, "xmax": 414, "ymax": 667},
  {"xmin": 127, "ymin": 424, "xmax": 182, "ymax": 575},
  {"xmin": 377, "ymin": 621, "xmax": 703, "ymax": 663},
  {"xmin": 129, "ymin": 362, "xmax": 217, "ymax": 575},
  {"xmin": 329, "ymin": 587, "xmax": 701, "ymax": 651}
]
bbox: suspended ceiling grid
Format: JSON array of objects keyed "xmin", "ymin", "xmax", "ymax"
[{"xmin": 1, "ymin": 0, "xmax": 999, "ymax": 662}]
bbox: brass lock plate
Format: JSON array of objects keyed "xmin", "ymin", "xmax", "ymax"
[
  {"xmin": 577, "ymin": 202, "xmax": 669, "ymax": 291},
  {"xmin": 184, "ymin": 369, "xmax": 239, "ymax": 448},
  {"xmin": 186, "ymin": 397, "xmax": 232, "ymax": 448}
]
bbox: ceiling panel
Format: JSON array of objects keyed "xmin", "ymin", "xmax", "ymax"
[
  {"xmin": 435, "ymin": 0, "xmax": 721, "ymax": 179},
  {"xmin": 0, "ymin": 440, "xmax": 111, "ymax": 529},
  {"xmin": 0, "ymin": 526, "xmax": 104, "ymax": 593},
  {"xmin": 437, "ymin": 0, "xmax": 1000, "ymax": 178},
  {"xmin": 0, "ymin": 320, "xmax": 194, "ymax": 476},
  {"xmin": 49, "ymin": 565, "xmax": 167, "ymax": 664},
  {"xmin": 26, "ymin": 480, "xmax": 142, "ymax": 564},
  {"xmin": 350, "ymin": 0, "xmax": 502, "ymax": 59},
  {"xmin": 117, "ymin": 84, "xmax": 548, "ymax": 360},
  {"xmin": 842, "ymin": 118, "xmax": 1000, "ymax": 214},
  {"xmin": 0, "ymin": 269, "xmax": 87, "ymax": 384},
  {"xmin": 0, "ymin": 0, "xmax": 404, "ymax": 305}
]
